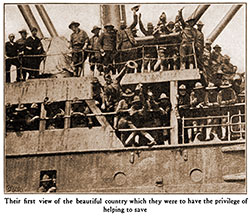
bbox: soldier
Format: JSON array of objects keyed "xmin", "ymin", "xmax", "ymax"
[
  {"xmin": 38, "ymin": 174, "xmax": 56, "ymax": 193},
  {"xmin": 44, "ymin": 98, "xmax": 65, "ymax": 129},
  {"xmin": 25, "ymin": 103, "xmax": 40, "ymax": 130},
  {"xmin": 213, "ymin": 69, "xmax": 225, "ymax": 88},
  {"xmin": 91, "ymin": 77, "xmax": 103, "ymax": 108},
  {"xmin": 25, "ymin": 27, "xmax": 45, "ymax": 79},
  {"xmin": 89, "ymin": 26, "xmax": 102, "ymax": 75},
  {"xmin": 190, "ymin": 82, "xmax": 206, "ymax": 108},
  {"xmin": 174, "ymin": 23, "xmax": 182, "ymax": 33},
  {"xmin": 138, "ymin": 13, "xmax": 154, "ymax": 36},
  {"xmin": 204, "ymin": 83, "xmax": 220, "ymax": 141},
  {"xmin": 116, "ymin": 9, "xmax": 138, "ymax": 73},
  {"xmin": 5, "ymin": 33, "xmax": 20, "ymax": 82},
  {"xmin": 203, "ymin": 39, "xmax": 212, "ymax": 84},
  {"xmin": 217, "ymin": 80, "xmax": 237, "ymax": 106},
  {"xmin": 220, "ymin": 55, "xmax": 235, "ymax": 82},
  {"xmin": 98, "ymin": 23, "xmax": 117, "ymax": 74},
  {"xmin": 70, "ymin": 98, "xmax": 93, "ymax": 128},
  {"xmin": 69, "ymin": 21, "xmax": 89, "ymax": 77},
  {"xmin": 217, "ymin": 80, "xmax": 237, "ymax": 140},
  {"xmin": 157, "ymin": 93, "xmax": 172, "ymax": 144},
  {"xmin": 12, "ymin": 104, "xmax": 28, "ymax": 131},
  {"xmin": 190, "ymin": 82, "xmax": 206, "ymax": 141},
  {"xmin": 178, "ymin": 84, "xmax": 190, "ymax": 108},
  {"xmin": 101, "ymin": 62, "xmax": 128, "ymax": 112},
  {"xmin": 211, "ymin": 44, "xmax": 223, "ymax": 74},
  {"xmin": 16, "ymin": 29, "xmax": 28, "ymax": 81},
  {"xmin": 195, "ymin": 21, "xmax": 205, "ymax": 71},
  {"xmin": 124, "ymin": 95, "xmax": 157, "ymax": 147},
  {"xmin": 156, "ymin": 12, "xmax": 172, "ymax": 34},
  {"xmin": 232, "ymin": 74, "xmax": 243, "ymax": 97},
  {"xmin": 177, "ymin": 8, "xmax": 197, "ymax": 69}
]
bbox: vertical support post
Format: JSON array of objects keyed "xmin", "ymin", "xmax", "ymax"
[
  {"xmin": 239, "ymin": 110, "xmax": 243, "ymax": 140},
  {"xmin": 39, "ymin": 103, "xmax": 46, "ymax": 131},
  {"xmin": 170, "ymin": 80, "xmax": 178, "ymax": 145},
  {"xmin": 64, "ymin": 101, "xmax": 71, "ymax": 129},
  {"xmin": 142, "ymin": 45, "xmax": 145, "ymax": 73},
  {"xmin": 182, "ymin": 117, "xmax": 185, "ymax": 144},
  {"xmin": 227, "ymin": 111, "xmax": 231, "ymax": 141}
]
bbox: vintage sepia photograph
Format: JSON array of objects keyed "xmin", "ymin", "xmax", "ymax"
[{"xmin": 4, "ymin": 2, "xmax": 246, "ymax": 194}]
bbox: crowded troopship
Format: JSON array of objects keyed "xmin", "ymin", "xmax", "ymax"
[{"xmin": 5, "ymin": 5, "xmax": 245, "ymax": 147}]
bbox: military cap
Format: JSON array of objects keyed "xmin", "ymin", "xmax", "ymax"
[
  {"xmin": 147, "ymin": 22, "xmax": 154, "ymax": 28},
  {"xmin": 196, "ymin": 21, "xmax": 204, "ymax": 26},
  {"xmin": 194, "ymin": 82, "xmax": 204, "ymax": 90},
  {"xmin": 19, "ymin": 29, "xmax": 27, "ymax": 34},
  {"xmin": 104, "ymin": 23, "xmax": 114, "ymax": 28},
  {"xmin": 122, "ymin": 88, "xmax": 134, "ymax": 98},
  {"xmin": 167, "ymin": 21, "xmax": 175, "ymax": 26},
  {"xmin": 91, "ymin": 25, "xmax": 101, "ymax": 33},
  {"xmin": 91, "ymin": 77, "xmax": 99, "ymax": 84},
  {"xmin": 213, "ymin": 44, "xmax": 221, "ymax": 49},
  {"xmin": 31, "ymin": 27, "xmax": 38, "ymax": 32},
  {"xmin": 220, "ymin": 80, "xmax": 232, "ymax": 88},
  {"xmin": 68, "ymin": 21, "xmax": 80, "ymax": 29},
  {"xmin": 205, "ymin": 39, "xmax": 212, "ymax": 44},
  {"xmin": 223, "ymin": 55, "xmax": 230, "ymax": 60},
  {"xmin": 30, "ymin": 103, "xmax": 39, "ymax": 109},
  {"xmin": 216, "ymin": 70, "xmax": 224, "ymax": 75},
  {"xmin": 8, "ymin": 33, "xmax": 15, "ymax": 38},
  {"xmin": 233, "ymin": 74, "xmax": 241, "ymax": 81},
  {"xmin": 132, "ymin": 95, "xmax": 141, "ymax": 104},
  {"xmin": 179, "ymin": 84, "xmax": 186, "ymax": 90},
  {"xmin": 131, "ymin": 5, "xmax": 140, "ymax": 12},
  {"xmin": 15, "ymin": 104, "xmax": 27, "ymax": 112},
  {"xmin": 41, "ymin": 174, "xmax": 51, "ymax": 182},
  {"xmin": 159, "ymin": 93, "xmax": 169, "ymax": 100},
  {"xmin": 206, "ymin": 82, "xmax": 217, "ymax": 90},
  {"xmin": 135, "ymin": 83, "xmax": 143, "ymax": 91}
]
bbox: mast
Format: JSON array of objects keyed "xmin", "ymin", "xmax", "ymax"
[
  {"xmin": 17, "ymin": 4, "xmax": 44, "ymax": 38},
  {"xmin": 35, "ymin": 4, "xmax": 58, "ymax": 37},
  {"xmin": 207, "ymin": 4, "xmax": 242, "ymax": 43}
]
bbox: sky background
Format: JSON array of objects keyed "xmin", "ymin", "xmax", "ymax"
[{"xmin": 4, "ymin": 3, "xmax": 246, "ymax": 71}]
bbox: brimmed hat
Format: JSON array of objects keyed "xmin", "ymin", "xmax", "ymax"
[
  {"xmin": 91, "ymin": 77, "xmax": 99, "ymax": 84},
  {"xmin": 131, "ymin": 5, "xmax": 140, "ymax": 12},
  {"xmin": 147, "ymin": 22, "xmax": 154, "ymax": 28},
  {"xmin": 159, "ymin": 93, "xmax": 169, "ymax": 100},
  {"xmin": 220, "ymin": 80, "xmax": 232, "ymax": 88},
  {"xmin": 19, "ymin": 29, "xmax": 27, "ymax": 34},
  {"xmin": 31, "ymin": 27, "xmax": 38, "ymax": 32},
  {"xmin": 41, "ymin": 174, "xmax": 51, "ymax": 182},
  {"xmin": 194, "ymin": 82, "xmax": 204, "ymax": 90},
  {"xmin": 91, "ymin": 25, "xmax": 101, "ymax": 33},
  {"xmin": 205, "ymin": 39, "xmax": 212, "ymax": 44},
  {"xmin": 135, "ymin": 83, "xmax": 143, "ymax": 91},
  {"xmin": 15, "ymin": 104, "xmax": 27, "ymax": 112},
  {"xmin": 132, "ymin": 95, "xmax": 141, "ymax": 104},
  {"xmin": 206, "ymin": 82, "xmax": 217, "ymax": 90},
  {"xmin": 223, "ymin": 55, "xmax": 230, "ymax": 60},
  {"xmin": 213, "ymin": 44, "xmax": 221, "ymax": 49},
  {"xmin": 167, "ymin": 21, "xmax": 175, "ymax": 26},
  {"xmin": 179, "ymin": 84, "xmax": 186, "ymax": 90},
  {"xmin": 68, "ymin": 21, "xmax": 80, "ymax": 29},
  {"xmin": 30, "ymin": 103, "xmax": 39, "ymax": 109},
  {"xmin": 197, "ymin": 21, "xmax": 204, "ymax": 26},
  {"xmin": 104, "ymin": 23, "xmax": 114, "ymax": 28},
  {"xmin": 216, "ymin": 70, "xmax": 224, "ymax": 75},
  {"xmin": 122, "ymin": 89, "xmax": 134, "ymax": 98}
]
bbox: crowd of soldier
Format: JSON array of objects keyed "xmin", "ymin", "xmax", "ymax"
[{"xmin": 5, "ymin": 6, "xmax": 223, "ymax": 81}]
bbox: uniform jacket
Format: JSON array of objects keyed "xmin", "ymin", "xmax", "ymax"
[
  {"xmin": 70, "ymin": 29, "xmax": 89, "ymax": 50},
  {"xmin": 5, "ymin": 41, "xmax": 18, "ymax": 57},
  {"xmin": 217, "ymin": 88, "xmax": 237, "ymax": 105},
  {"xmin": 98, "ymin": 31, "xmax": 116, "ymax": 51},
  {"xmin": 195, "ymin": 29, "xmax": 204, "ymax": 53},
  {"xmin": 25, "ymin": 36, "xmax": 44, "ymax": 55},
  {"xmin": 16, "ymin": 38, "xmax": 27, "ymax": 53}
]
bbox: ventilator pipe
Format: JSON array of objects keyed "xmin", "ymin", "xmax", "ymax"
[
  {"xmin": 187, "ymin": 4, "xmax": 210, "ymax": 25},
  {"xmin": 126, "ymin": 60, "xmax": 138, "ymax": 69},
  {"xmin": 18, "ymin": 4, "xmax": 44, "ymax": 38},
  {"xmin": 207, "ymin": 4, "xmax": 242, "ymax": 43},
  {"xmin": 35, "ymin": 4, "xmax": 58, "ymax": 37}
]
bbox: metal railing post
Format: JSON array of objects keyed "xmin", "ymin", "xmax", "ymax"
[
  {"xmin": 227, "ymin": 112, "xmax": 231, "ymax": 141},
  {"xmin": 142, "ymin": 45, "xmax": 145, "ymax": 73},
  {"xmin": 182, "ymin": 117, "xmax": 185, "ymax": 144}
]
